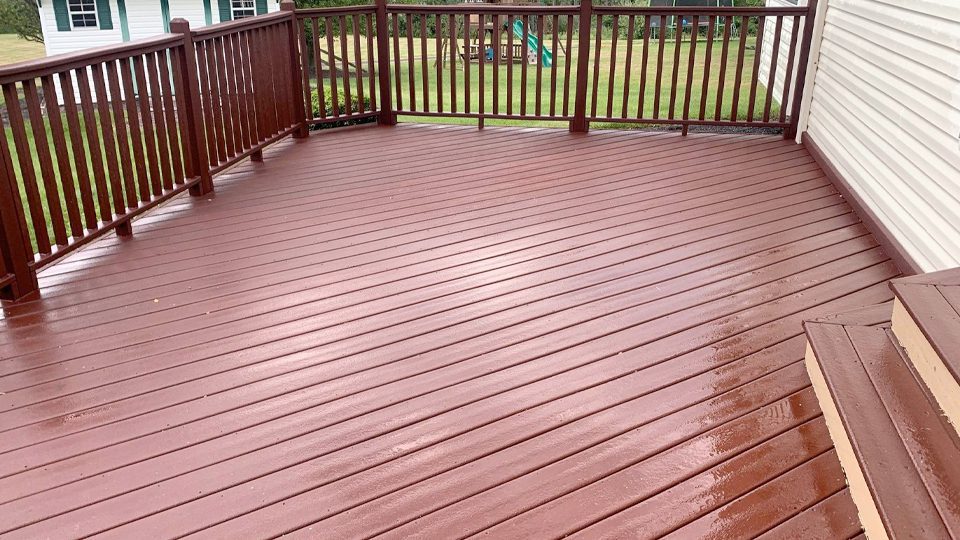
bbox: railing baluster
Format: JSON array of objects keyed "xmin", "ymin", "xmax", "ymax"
[
  {"xmin": 668, "ymin": 13, "xmax": 682, "ymax": 119},
  {"xmin": 57, "ymin": 71, "xmax": 98, "ymax": 230},
  {"xmin": 563, "ymin": 14, "xmax": 573, "ymax": 117},
  {"xmin": 298, "ymin": 18, "xmax": 313, "ymax": 122},
  {"xmin": 311, "ymin": 18, "xmax": 326, "ymax": 119},
  {"xmin": 605, "ymin": 14, "xmax": 618, "ymax": 118},
  {"xmin": 435, "ymin": 14, "xmax": 443, "ymax": 112},
  {"xmin": 535, "ymin": 14, "xmax": 545, "ymax": 116},
  {"xmin": 620, "ymin": 15, "xmax": 634, "ymax": 119},
  {"xmin": 653, "ymin": 15, "xmax": 665, "ymax": 119},
  {"xmin": 550, "ymin": 14, "xmax": 559, "ymax": 117},
  {"xmin": 146, "ymin": 52, "xmax": 175, "ymax": 191},
  {"xmin": 90, "ymin": 64, "xmax": 127, "ymax": 225},
  {"xmin": 681, "ymin": 15, "xmax": 699, "ymax": 134},
  {"xmin": 106, "ymin": 59, "xmax": 141, "ymax": 206},
  {"xmin": 463, "ymin": 14, "xmax": 470, "ymax": 114},
  {"xmin": 419, "ymin": 14, "xmax": 429, "ymax": 112},
  {"xmin": 133, "ymin": 55, "xmax": 164, "ymax": 197},
  {"xmin": 229, "ymin": 32, "xmax": 251, "ymax": 147},
  {"xmin": 40, "ymin": 75, "xmax": 83, "ymax": 239},
  {"xmin": 3, "ymin": 83, "xmax": 50, "ymax": 253},
  {"xmin": 353, "ymin": 14, "xmax": 366, "ymax": 112},
  {"xmin": 730, "ymin": 15, "xmax": 749, "ymax": 121},
  {"xmin": 170, "ymin": 18, "xmax": 212, "ymax": 193},
  {"xmin": 589, "ymin": 15, "xmax": 601, "ymax": 118},
  {"xmin": 366, "ymin": 13, "xmax": 378, "ymax": 112},
  {"xmin": 779, "ymin": 16, "xmax": 801, "ymax": 124},
  {"xmin": 405, "ymin": 13, "xmax": 416, "ymax": 111},
  {"xmin": 478, "ymin": 12, "xmax": 485, "ymax": 125},
  {"xmin": 326, "ymin": 18, "xmax": 341, "ymax": 116},
  {"xmin": 636, "ymin": 15, "xmax": 650, "ymax": 118},
  {"xmin": 763, "ymin": 15, "xmax": 783, "ymax": 122},
  {"xmin": 492, "ymin": 13, "xmax": 500, "ymax": 115},
  {"xmin": 157, "ymin": 52, "xmax": 185, "ymax": 185},
  {"xmin": 520, "ymin": 14, "xmax": 528, "ymax": 116},
  {"xmin": 212, "ymin": 38, "xmax": 236, "ymax": 157},
  {"xmin": 746, "ymin": 14, "xmax": 765, "ymax": 122},
  {"xmin": 21, "ymin": 79, "xmax": 67, "ymax": 246},
  {"xmin": 392, "ymin": 14, "xmax": 403, "ymax": 112},
  {"xmin": 506, "ymin": 13, "xmax": 514, "ymax": 116},
  {"xmin": 339, "ymin": 15, "xmax": 353, "ymax": 115},
  {"xmin": 699, "ymin": 15, "xmax": 715, "ymax": 120},
  {"xmin": 74, "ymin": 67, "xmax": 112, "ymax": 220},
  {"xmin": 714, "ymin": 15, "xmax": 732, "ymax": 121},
  {"xmin": 220, "ymin": 34, "xmax": 243, "ymax": 150},
  {"xmin": 448, "ymin": 14, "xmax": 456, "ymax": 113}
]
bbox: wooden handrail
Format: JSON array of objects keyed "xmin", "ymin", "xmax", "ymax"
[{"xmin": 0, "ymin": 2, "xmax": 819, "ymax": 302}]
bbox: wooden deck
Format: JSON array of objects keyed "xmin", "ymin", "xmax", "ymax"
[{"xmin": 0, "ymin": 123, "xmax": 898, "ymax": 538}]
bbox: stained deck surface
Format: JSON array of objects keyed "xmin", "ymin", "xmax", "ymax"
[{"xmin": 0, "ymin": 123, "xmax": 896, "ymax": 538}]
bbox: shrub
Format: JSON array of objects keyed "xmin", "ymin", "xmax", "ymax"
[{"xmin": 309, "ymin": 87, "xmax": 376, "ymax": 130}]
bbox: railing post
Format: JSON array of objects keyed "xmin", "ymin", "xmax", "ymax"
[
  {"xmin": 570, "ymin": 0, "xmax": 592, "ymax": 133},
  {"xmin": 0, "ymin": 121, "xmax": 38, "ymax": 302},
  {"xmin": 281, "ymin": 0, "xmax": 309, "ymax": 138},
  {"xmin": 785, "ymin": 0, "xmax": 818, "ymax": 140},
  {"xmin": 170, "ymin": 18, "xmax": 214, "ymax": 195},
  {"xmin": 374, "ymin": 0, "xmax": 396, "ymax": 125}
]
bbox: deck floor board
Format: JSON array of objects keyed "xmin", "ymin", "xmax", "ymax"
[{"xmin": 0, "ymin": 124, "xmax": 893, "ymax": 538}]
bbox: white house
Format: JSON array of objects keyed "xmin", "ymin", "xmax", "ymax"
[{"xmin": 36, "ymin": 0, "xmax": 281, "ymax": 57}]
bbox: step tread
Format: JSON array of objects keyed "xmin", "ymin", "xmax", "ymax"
[
  {"xmin": 890, "ymin": 270, "xmax": 960, "ymax": 385},
  {"xmin": 805, "ymin": 305, "xmax": 960, "ymax": 539}
]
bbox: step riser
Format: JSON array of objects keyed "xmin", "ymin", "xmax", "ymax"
[
  {"xmin": 891, "ymin": 299, "xmax": 960, "ymax": 437},
  {"xmin": 804, "ymin": 342, "xmax": 890, "ymax": 540}
]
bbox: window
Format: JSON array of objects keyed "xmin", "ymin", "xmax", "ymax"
[
  {"xmin": 68, "ymin": 0, "xmax": 98, "ymax": 28},
  {"xmin": 231, "ymin": 0, "xmax": 255, "ymax": 19}
]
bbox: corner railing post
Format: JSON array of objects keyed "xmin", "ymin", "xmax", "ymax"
[
  {"xmin": 374, "ymin": 0, "xmax": 396, "ymax": 125},
  {"xmin": 786, "ymin": 0, "xmax": 817, "ymax": 140},
  {"xmin": 570, "ymin": 0, "xmax": 592, "ymax": 133},
  {"xmin": 170, "ymin": 18, "xmax": 214, "ymax": 195},
  {"xmin": 281, "ymin": 0, "xmax": 309, "ymax": 138},
  {"xmin": 0, "ymin": 120, "xmax": 38, "ymax": 302}
]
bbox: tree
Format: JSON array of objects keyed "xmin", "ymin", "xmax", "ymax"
[{"xmin": 0, "ymin": 0, "xmax": 43, "ymax": 43}]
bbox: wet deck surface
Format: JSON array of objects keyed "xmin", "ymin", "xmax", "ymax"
[{"xmin": 0, "ymin": 123, "xmax": 893, "ymax": 538}]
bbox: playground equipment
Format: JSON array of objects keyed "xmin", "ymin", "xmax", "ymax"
[{"xmin": 511, "ymin": 19, "xmax": 553, "ymax": 67}]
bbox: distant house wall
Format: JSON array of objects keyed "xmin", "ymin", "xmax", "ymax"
[
  {"xmin": 758, "ymin": 0, "xmax": 805, "ymax": 112},
  {"xmin": 798, "ymin": 0, "xmax": 960, "ymax": 272}
]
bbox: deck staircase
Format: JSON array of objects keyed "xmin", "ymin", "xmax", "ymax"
[{"xmin": 803, "ymin": 268, "xmax": 960, "ymax": 539}]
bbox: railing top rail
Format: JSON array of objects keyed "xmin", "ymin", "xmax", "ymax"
[
  {"xmin": 592, "ymin": 5, "xmax": 809, "ymax": 15},
  {"xmin": 192, "ymin": 11, "xmax": 290, "ymax": 40},
  {"xmin": 296, "ymin": 5, "xmax": 376, "ymax": 17},
  {"xmin": 0, "ymin": 33, "xmax": 181, "ymax": 85},
  {"xmin": 385, "ymin": 4, "xmax": 580, "ymax": 15}
]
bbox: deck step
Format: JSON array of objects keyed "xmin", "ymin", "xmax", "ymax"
[
  {"xmin": 889, "ymin": 268, "xmax": 960, "ymax": 436},
  {"xmin": 803, "ymin": 302, "xmax": 960, "ymax": 539}
]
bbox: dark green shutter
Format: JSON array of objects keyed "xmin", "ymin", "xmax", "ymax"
[
  {"xmin": 53, "ymin": 0, "xmax": 70, "ymax": 31},
  {"xmin": 217, "ymin": 0, "xmax": 230, "ymax": 22},
  {"xmin": 255, "ymin": 0, "xmax": 266, "ymax": 15},
  {"xmin": 203, "ymin": 0, "xmax": 212, "ymax": 24},
  {"xmin": 117, "ymin": 0, "xmax": 130, "ymax": 39},
  {"xmin": 95, "ymin": 0, "xmax": 113, "ymax": 29},
  {"xmin": 159, "ymin": 0, "xmax": 170, "ymax": 32}
]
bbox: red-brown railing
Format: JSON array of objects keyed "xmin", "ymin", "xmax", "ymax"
[{"xmin": 0, "ymin": 0, "xmax": 817, "ymax": 301}]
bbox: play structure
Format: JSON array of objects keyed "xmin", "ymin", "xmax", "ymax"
[{"xmin": 439, "ymin": 1, "xmax": 558, "ymax": 68}]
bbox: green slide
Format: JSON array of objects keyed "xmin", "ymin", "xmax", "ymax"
[{"xmin": 512, "ymin": 19, "xmax": 553, "ymax": 67}]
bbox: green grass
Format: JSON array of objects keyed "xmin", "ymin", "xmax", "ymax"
[{"xmin": 0, "ymin": 34, "xmax": 45, "ymax": 66}]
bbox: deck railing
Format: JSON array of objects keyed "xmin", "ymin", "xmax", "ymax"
[{"xmin": 0, "ymin": 0, "xmax": 816, "ymax": 301}]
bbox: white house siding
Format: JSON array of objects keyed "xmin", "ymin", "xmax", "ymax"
[
  {"xmin": 759, "ymin": 0, "xmax": 805, "ymax": 111},
  {"xmin": 40, "ymin": 0, "xmax": 122, "ymax": 58},
  {"xmin": 801, "ymin": 0, "xmax": 960, "ymax": 271}
]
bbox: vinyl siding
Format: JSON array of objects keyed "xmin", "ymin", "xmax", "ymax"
[
  {"xmin": 759, "ymin": 0, "xmax": 805, "ymax": 111},
  {"xmin": 802, "ymin": 0, "xmax": 960, "ymax": 271}
]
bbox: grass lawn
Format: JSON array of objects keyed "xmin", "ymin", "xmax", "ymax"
[{"xmin": 0, "ymin": 34, "xmax": 45, "ymax": 66}]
